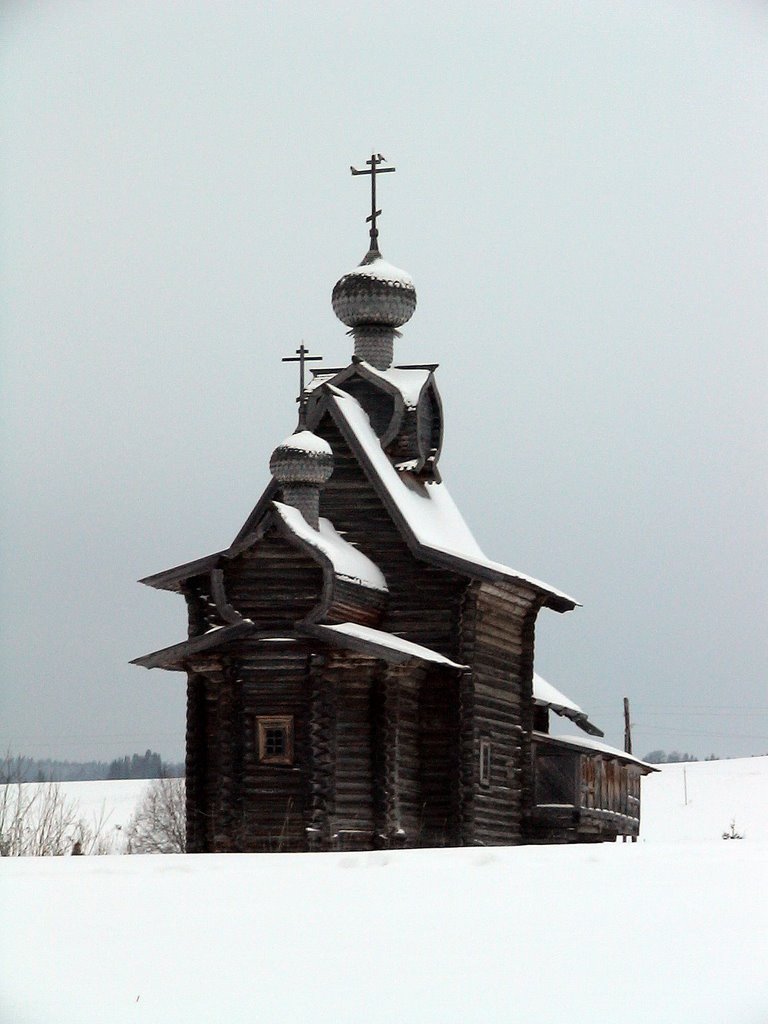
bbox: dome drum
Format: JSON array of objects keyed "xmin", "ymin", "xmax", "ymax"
[
  {"xmin": 269, "ymin": 431, "xmax": 334, "ymax": 529},
  {"xmin": 352, "ymin": 324, "xmax": 396, "ymax": 372}
]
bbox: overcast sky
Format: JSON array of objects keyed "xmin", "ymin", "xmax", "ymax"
[{"xmin": 1, "ymin": 1, "xmax": 766, "ymax": 763}]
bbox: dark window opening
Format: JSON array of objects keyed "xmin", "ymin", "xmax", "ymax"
[
  {"xmin": 479, "ymin": 738, "xmax": 492, "ymax": 786},
  {"xmin": 264, "ymin": 728, "xmax": 286, "ymax": 757}
]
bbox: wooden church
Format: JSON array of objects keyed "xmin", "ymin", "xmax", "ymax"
[{"xmin": 133, "ymin": 155, "xmax": 654, "ymax": 852}]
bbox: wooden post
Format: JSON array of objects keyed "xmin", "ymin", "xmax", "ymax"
[
  {"xmin": 623, "ymin": 697, "xmax": 632, "ymax": 755},
  {"xmin": 623, "ymin": 697, "xmax": 636, "ymax": 842}
]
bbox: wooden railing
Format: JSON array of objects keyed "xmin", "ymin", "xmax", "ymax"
[{"xmin": 531, "ymin": 736, "xmax": 643, "ymax": 839}]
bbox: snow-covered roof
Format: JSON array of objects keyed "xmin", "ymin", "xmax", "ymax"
[
  {"xmin": 533, "ymin": 732, "xmax": 658, "ymax": 771},
  {"xmin": 273, "ymin": 501, "xmax": 388, "ymax": 592},
  {"xmin": 310, "ymin": 622, "xmax": 467, "ymax": 670},
  {"xmin": 305, "ymin": 369, "xmax": 339, "ymax": 394},
  {"xmin": 327, "ymin": 388, "xmax": 577, "ymax": 610},
  {"xmin": 533, "ymin": 673, "xmax": 604, "ymax": 737},
  {"xmin": 354, "ymin": 361, "xmax": 431, "ymax": 409},
  {"xmin": 533, "ymin": 673, "xmax": 582, "ymax": 714}
]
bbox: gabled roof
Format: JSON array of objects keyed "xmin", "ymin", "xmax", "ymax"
[
  {"xmin": 139, "ymin": 497, "xmax": 387, "ymax": 599},
  {"xmin": 146, "ymin": 365, "xmax": 577, "ymax": 613},
  {"xmin": 319, "ymin": 387, "xmax": 578, "ymax": 612},
  {"xmin": 304, "ymin": 360, "xmax": 443, "ymax": 476},
  {"xmin": 533, "ymin": 673, "xmax": 604, "ymax": 737}
]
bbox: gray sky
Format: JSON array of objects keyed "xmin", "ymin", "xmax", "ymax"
[{"xmin": 1, "ymin": 1, "xmax": 766, "ymax": 763}]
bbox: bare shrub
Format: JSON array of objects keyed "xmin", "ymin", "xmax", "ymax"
[
  {"xmin": 722, "ymin": 819, "xmax": 744, "ymax": 840},
  {"xmin": 126, "ymin": 777, "xmax": 186, "ymax": 853},
  {"xmin": 0, "ymin": 753, "xmax": 108, "ymax": 856}
]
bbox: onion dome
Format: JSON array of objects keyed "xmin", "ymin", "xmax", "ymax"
[
  {"xmin": 332, "ymin": 250, "xmax": 417, "ymax": 330},
  {"xmin": 269, "ymin": 430, "xmax": 334, "ymax": 486}
]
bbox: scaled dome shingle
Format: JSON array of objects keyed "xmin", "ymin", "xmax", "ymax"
[
  {"xmin": 270, "ymin": 430, "xmax": 334, "ymax": 485},
  {"xmin": 332, "ymin": 253, "xmax": 417, "ymax": 329}
]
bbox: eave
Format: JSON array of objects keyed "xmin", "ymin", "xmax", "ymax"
[{"xmin": 130, "ymin": 620, "xmax": 258, "ymax": 670}]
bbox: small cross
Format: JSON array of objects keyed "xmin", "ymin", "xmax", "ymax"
[
  {"xmin": 282, "ymin": 343, "xmax": 323, "ymax": 427},
  {"xmin": 350, "ymin": 152, "xmax": 396, "ymax": 250}
]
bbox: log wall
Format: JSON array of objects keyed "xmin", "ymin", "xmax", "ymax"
[
  {"xmin": 184, "ymin": 673, "xmax": 208, "ymax": 853},
  {"xmin": 377, "ymin": 665, "xmax": 423, "ymax": 846},
  {"xmin": 418, "ymin": 669, "xmax": 460, "ymax": 846},
  {"xmin": 238, "ymin": 642, "xmax": 310, "ymax": 852},
  {"xmin": 459, "ymin": 581, "xmax": 542, "ymax": 846},
  {"xmin": 224, "ymin": 529, "xmax": 323, "ymax": 629},
  {"xmin": 323, "ymin": 652, "xmax": 378, "ymax": 850}
]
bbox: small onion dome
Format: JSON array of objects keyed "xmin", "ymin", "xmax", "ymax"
[
  {"xmin": 332, "ymin": 251, "xmax": 417, "ymax": 329},
  {"xmin": 269, "ymin": 430, "xmax": 334, "ymax": 485}
]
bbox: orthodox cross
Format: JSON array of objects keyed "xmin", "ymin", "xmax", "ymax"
[
  {"xmin": 350, "ymin": 152, "xmax": 395, "ymax": 250},
  {"xmin": 282, "ymin": 343, "xmax": 322, "ymax": 427}
]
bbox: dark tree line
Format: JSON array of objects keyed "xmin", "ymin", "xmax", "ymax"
[
  {"xmin": 107, "ymin": 750, "xmax": 183, "ymax": 780},
  {"xmin": 8, "ymin": 752, "xmax": 184, "ymax": 783},
  {"xmin": 643, "ymin": 750, "xmax": 720, "ymax": 764}
]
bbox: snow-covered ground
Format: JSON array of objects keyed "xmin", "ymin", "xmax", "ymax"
[
  {"xmin": 60, "ymin": 778, "xmax": 150, "ymax": 852},
  {"xmin": 641, "ymin": 756, "xmax": 768, "ymax": 843},
  {"xmin": 1, "ymin": 758, "xmax": 767, "ymax": 1024}
]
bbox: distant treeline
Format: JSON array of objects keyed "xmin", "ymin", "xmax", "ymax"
[
  {"xmin": 4, "ymin": 751, "xmax": 184, "ymax": 783},
  {"xmin": 643, "ymin": 750, "xmax": 719, "ymax": 764},
  {"xmin": 106, "ymin": 750, "xmax": 184, "ymax": 780}
]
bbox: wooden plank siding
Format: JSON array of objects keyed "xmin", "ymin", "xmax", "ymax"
[{"xmin": 527, "ymin": 737, "xmax": 645, "ymax": 843}]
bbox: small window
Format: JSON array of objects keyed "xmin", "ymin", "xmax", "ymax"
[
  {"xmin": 256, "ymin": 715, "xmax": 294, "ymax": 766},
  {"xmin": 479, "ymin": 738, "xmax": 492, "ymax": 786}
]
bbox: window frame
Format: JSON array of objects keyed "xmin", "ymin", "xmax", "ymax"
[{"xmin": 255, "ymin": 715, "xmax": 295, "ymax": 766}]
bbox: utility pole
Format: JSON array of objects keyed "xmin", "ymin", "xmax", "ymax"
[
  {"xmin": 623, "ymin": 696, "xmax": 632, "ymax": 755},
  {"xmin": 623, "ymin": 697, "xmax": 636, "ymax": 842}
]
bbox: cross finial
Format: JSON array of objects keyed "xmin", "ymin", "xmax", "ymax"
[
  {"xmin": 281, "ymin": 343, "xmax": 323, "ymax": 428},
  {"xmin": 350, "ymin": 152, "xmax": 396, "ymax": 252}
]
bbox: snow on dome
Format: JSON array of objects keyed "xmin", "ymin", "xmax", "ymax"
[
  {"xmin": 269, "ymin": 430, "xmax": 334, "ymax": 485},
  {"xmin": 332, "ymin": 252, "xmax": 417, "ymax": 329},
  {"xmin": 345, "ymin": 258, "xmax": 414, "ymax": 288},
  {"xmin": 276, "ymin": 430, "xmax": 333, "ymax": 457}
]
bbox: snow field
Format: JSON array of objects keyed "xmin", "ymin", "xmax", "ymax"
[{"xmin": 1, "ymin": 758, "xmax": 766, "ymax": 1024}]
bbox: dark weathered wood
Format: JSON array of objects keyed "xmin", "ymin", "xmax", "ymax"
[
  {"xmin": 135, "ymin": 328, "xmax": 651, "ymax": 855},
  {"xmin": 184, "ymin": 674, "xmax": 207, "ymax": 853}
]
